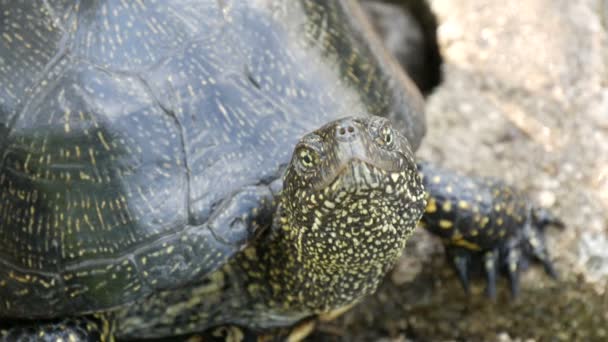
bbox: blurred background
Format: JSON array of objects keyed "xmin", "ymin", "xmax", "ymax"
[{"xmin": 311, "ymin": 0, "xmax": 608, "ymax": 340}]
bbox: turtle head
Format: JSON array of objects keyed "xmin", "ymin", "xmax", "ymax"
[{"xmin": 280, "ymin": 117, "xmax": 426, "ymax": 274}]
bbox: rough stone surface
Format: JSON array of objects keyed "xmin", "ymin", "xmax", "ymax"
[{"xmin": 312, "ymin": 0, "xmax": 608, "ymax": 340}]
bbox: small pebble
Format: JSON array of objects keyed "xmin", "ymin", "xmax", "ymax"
[{"xmin": 537, "ymin": 190, "xmax": 556, "ymax": 207}]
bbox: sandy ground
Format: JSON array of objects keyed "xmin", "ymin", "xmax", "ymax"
[{"xmin": 312, "ymin": 0, "xmax": 608, "ymax": 340}]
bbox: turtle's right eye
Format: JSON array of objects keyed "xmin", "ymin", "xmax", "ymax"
[{"xmin": 369, "ymin": 117, "xmax": 396, "ymax": 150}]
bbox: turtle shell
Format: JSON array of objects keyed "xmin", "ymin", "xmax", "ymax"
[{"xmin": 0, "ymin": 0, "xmax": 424, "ymax": 318}]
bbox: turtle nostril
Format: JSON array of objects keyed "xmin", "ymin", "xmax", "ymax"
[
  {"xmin": 336, "ymin": 122, "xmax": 357, "ymax": 141},
  {"xmin": 334, "ymin": 118, "xmax": 360, "ymax": 141},
  {"xmin": 337, "ymin": 125, "xmax": 355, "ymax": 135}
]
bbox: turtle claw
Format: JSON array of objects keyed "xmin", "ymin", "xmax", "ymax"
[
  {"xmin": 483, "ymin": 250, "xmax": 499, "ymax": 299},
  {"xmin": 528, "ymin": 236, "xmax": 559, "ymax": 279},
  {"xmin": 532, "ymin": 207, "xmax": 565, "ymax": 230},
  {"xmin": 453, "ymin": 258, "xmax": 471, "ymax": 295},
  {"xmin": 448, "ymin": 248, "xmax": 471, "ymax": 294},
  {"xmin": 542, "ymin": 259, "xmax": 559, "ymax": 279},
  {"xmin": 504, "ymin": 247, "xmax": 521, "ymax": 297},
  {"xmin": 535, "ymin": 252, "xmax": 559, "ymax": 280},
  {"xmin": 523, "ymin": 211, "xmax": 560, "ymax": 279},
  {"xmin": 507, "ymin": 268, "xmax": 520, "ymax": 297}
]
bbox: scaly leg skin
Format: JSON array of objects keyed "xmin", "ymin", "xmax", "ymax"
[
  {"xmin": 417, "ymin": 162, "xmax": 564, "ymax": 298},
  {"xmin": 0, "ymin": 315, "xmax": 114, "ymax": 342}
]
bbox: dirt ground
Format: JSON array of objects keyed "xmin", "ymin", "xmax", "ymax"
[{"xmin": 312, "ymin": 0, "xmax": 608, "ymax": 340}]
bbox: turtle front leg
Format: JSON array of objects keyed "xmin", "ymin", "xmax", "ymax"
[
  {"xmin": 0, "ymin": 315, "xmax": 114, "ymax": 342},
  {"xmin": 417, "ymin": 162, "xmax": 562, "ymax": 298}
]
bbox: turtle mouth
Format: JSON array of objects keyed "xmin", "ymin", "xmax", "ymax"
[{"xmin": 314, "ymin": 157, "xmax": 413, "ymax": 193}]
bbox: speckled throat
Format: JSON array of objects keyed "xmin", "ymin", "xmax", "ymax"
[
  {"xmin": 267, "ymin": 173, "xmax": 425, "ymax": 312},
  {"xmin": 267, "ymin": 164, "xmax": 418, "ymax": 301}
]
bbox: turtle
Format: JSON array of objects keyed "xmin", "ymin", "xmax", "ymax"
[{"xmin": 0, "ymin": 0, "xmax": 562, "ymax": 341}]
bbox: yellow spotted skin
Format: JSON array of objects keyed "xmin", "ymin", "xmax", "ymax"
[
  {"xmin": 419, "ymin": 163, "xmax": 526, "ymax": 251},
  {"xmin": 418, "ymin": 162, "xmax": 562, "ymax": 297},
  {"xmin": 0, "ymin": 315, "xmax": 114, "ymax": 342}
]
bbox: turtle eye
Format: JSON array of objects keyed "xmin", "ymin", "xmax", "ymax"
[
  {"xmin": 296, "ymin": 147, "xmax": 319, "ymax": 172},
  {"xmin": 372, "ymin": 120, "xmax": 395, "ymax": 150},
  {"xmin": 381, "ymin": 126, "xmax": 394, "ymax": 147}
]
